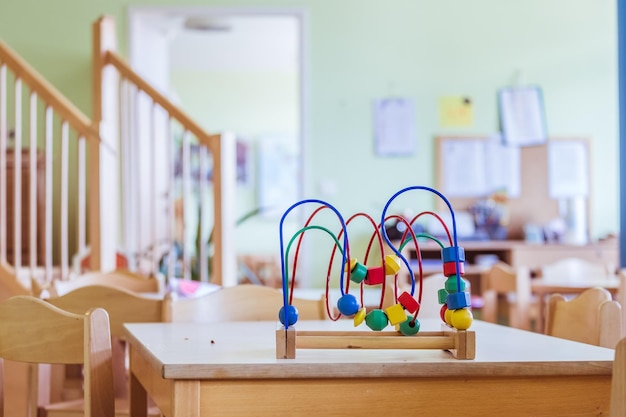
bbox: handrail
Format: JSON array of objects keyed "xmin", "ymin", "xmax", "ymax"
[
  {"xmin": 104, "ymin": 51, "xmax": 214, "ymax": 148},
  {"xmin": 0, "ymin": 41, "xmax": 98, "ymax": 141}
]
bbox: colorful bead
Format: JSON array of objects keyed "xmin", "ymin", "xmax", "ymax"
[
  {"xmin": 398, "ymin": 291, "xmax": 419, "ymax": 314},
  {"xmin": 384, "ymin": 303, "xmax": 407, "ymax": 326},
  {"xmin": 353, "ymin": 307, "xmax": 366, "ymax": 327},
  {"xmin": 384, "ymin": 254, "xmax": 402, "ymax": 275},
  {"xmin": 437, "ymin": 288, "xmax": 448, "ymax": 304},
  {"xmin": 445, "ymin": 276, "xmax": 466, "ymax": 292},
  {"xmin": 364, "ymin": 266, "xmax": 385, "ymax": 285},
  {"xmin": 345, "ymin": 258, "xmax": 357, "ymax": 272},
  {"xmin": 446, "ymin": 291, "xmax": 472, "ymax": 310},
  {"xmin": 365, "ymin": 309, "xmax": 388, "ymax": 331},
  {"xmin": 337, "ymin": 294, "xmax": 360, "ymax": 316},
  {"xmin": 443, "ymin": 261, "xmax": 465, "ymax": 276},
  {"xmin": 278, "ymin": 305, "xmax": 299, "ymax": 326},
  {"xmin": 350, "ymin": 262, "xmax": 368, "ymax": 284},
  {"xmin": 441, "ymin": 246, "xmax": 465, "ymax": 263},
  {"xmin": 440, "ymin": 304, "xmax": 448, "ymax": 323},
  {"xmin": 444, "ymin": 307, "xmax": 454, "ymax": 326},
  {"xmin": 398, "ymin": 315, "xmax": 420, "ymax": 336},
  {"xmin": 451, "ymin": 308, "xmax": 473, "ymax": 330}
]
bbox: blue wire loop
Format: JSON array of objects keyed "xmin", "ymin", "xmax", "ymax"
[
  {"xmin": 380, "ymin": 186, "xmax": 463, "ymax": 294},
  {"xmin": 279, "ymin": 199, "xmax": 349, "ymax": 329}
]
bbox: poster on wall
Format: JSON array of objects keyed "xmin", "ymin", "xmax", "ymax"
[
  {"xmin": 440, "ymin": 136, "xmax": 521, "ymax": 198},
  {"xmin": 373, "ymin": 97, "xmax": 417, "ymax": 156},
  {"xmin": 257, "ymin": 135, "xmax": 300, "ymax": 218},
  {"xmin": 548, "ymin": 140, "xmax": 589, "ymax": 198},
  {"xmin": 498, "ymin": 86, "xmax": 548, "ymax": 147}
]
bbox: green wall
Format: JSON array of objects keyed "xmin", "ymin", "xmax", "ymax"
[
  {"xmin": 0, "ymin": 0, "xmax": 619, "ymax": 286},
  {"xmin": 170, "ymin": 69, "xmax": 299, "ymax": 254}
]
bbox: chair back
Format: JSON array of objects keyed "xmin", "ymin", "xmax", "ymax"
[
  {"xmin": 0, "ymin": 295, "xmax": 114, "ymax": 417},
  {"xmin": 167, "ymin": 284, "xmax": 326, "ymax": 323},
  {"xmin": 481, "ymin": 262, "xmax": 532, "ymax": 330},
  {"xmin": 46, "ymin": 285, "xmax": 169, "ymax": 337},
  {"xmin": 618, "ymin": 269, "xmax": 626, "ymax": 338},
  {"xmin": 47, "ymin": 270, "xmax": 162, "ymax": 297},
  {"xmin": 414, "ymin": 274, "xmax": 447, "ymax": 319},
  {"xmin": 539, "ymin": 257, "xmax": 613, "ymax": 282},
  {"xmin": 611, "ymin": 337, "xmax": 626, "ymax": 416},
  {"xmin": 545, "ymin": 286, "xmax": 622, "ymax": 348},
  {"xmin": 46, "ymin": 285, "xmax": 169, "ymax": 401}
]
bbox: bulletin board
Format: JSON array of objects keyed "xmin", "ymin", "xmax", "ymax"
[{"xmin": 435, "ymin": 136, "xmax": 591, "ymax": 240}]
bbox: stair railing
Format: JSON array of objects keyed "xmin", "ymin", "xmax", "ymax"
[
  {"xmin": 93, "ymin": 16, "xmax": 237, "ymax": 286},
  {"xmin": 0, "ymin": 40, "xmax": 101, "ymax": 289}
]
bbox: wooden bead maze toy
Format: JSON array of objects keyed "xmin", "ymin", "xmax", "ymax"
[{"xmin": 276, "ymin": 186, "xmax": 476, "ymax": 360}]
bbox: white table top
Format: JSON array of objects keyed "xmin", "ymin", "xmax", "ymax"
[{"xmin": 124, "ymin": 319, "xmax": 614, "ymax": 380}]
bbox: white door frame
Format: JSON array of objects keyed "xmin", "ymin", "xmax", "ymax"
[{"xmin": 127, "ymin": 5, "xmax": 311, "ymax": 285}]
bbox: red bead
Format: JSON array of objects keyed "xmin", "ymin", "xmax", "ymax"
[
  {"xmin": 398, "ymin": 291, "xmax": 419, "ymax": 314},
  {"xmin": 440, "ymin": 304, "xmax": 448, "ymax": 323},
  {"xmin": 364, "ymin": 266, "xmax": 385, "ymax": 285},
  {"xmin": 443, "ymin": 261, "xmax": 464, "ymax": 276}
]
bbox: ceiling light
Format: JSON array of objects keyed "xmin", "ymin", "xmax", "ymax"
[{"xmin": 183, "ymin": 16, "xmax": 231, "ymax": 32}]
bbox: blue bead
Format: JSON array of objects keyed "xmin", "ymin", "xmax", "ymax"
[
  {"xmin": 278, "ymin": 305, "xmax": 299, "ymax": 326},
  {"xmin": 337, "ymin": 294, "xmax": 360, "ymax": 316},
  {"xmin": 441, "ymin": 246, "xmax": 465, "ymax": 263},
  {"xmin": 446, "ymin": 291, "xmax": 472, "ymax": 310}
]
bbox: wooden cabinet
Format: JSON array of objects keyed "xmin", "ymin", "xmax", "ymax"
[
  {"xmin": 410, "ymin": 240, "xmax": 618, "ymax": 273},
  {"xmin": 404, "ymin": 239, "xmax": 619, "ymax": 298},
  {"xmin": 3, "ymin": 149, "xmax": 45, "ymax": 266}
]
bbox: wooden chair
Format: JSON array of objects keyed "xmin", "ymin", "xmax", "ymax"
[
  {"xmin": 40, "ymin": 285, "xmax": 167, "ymax": 417},
  {"xmin": 168, "ymin": 283, "xmax": 326, "ymax": 322},
  {"xmin": 545, "ymin": 286, "xmax": 622, "ymax": 349},
  {"xmin": 36, "ymin": 271, "xmax": 162, "ymax": 406},
  {"xmin": 539, "ymin": 257, "xmax": 615, "ymax": 281},
  {"xmin": 481, "ymin": 262, "xmax": 534, "ymax": 330},
  {"xmin": 617, "ymin": 269, "xmax": 626, "ymax": 339},
  {"xmin": 46, "ymin": 269, "xmax": 163, "ymax": 297},
  {"xmin": 611, "ymin": 337, "xmax": 626, "ymax": 416},
  {"xmin": 0, "ymin": 295, "xmax": 114, "ymax": 417}
]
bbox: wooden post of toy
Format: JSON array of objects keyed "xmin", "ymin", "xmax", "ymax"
[
  {"xmin": 276, "ymin": 326, "xmax": 297, "ymax": 359},
  {"xmin": 276, "ymin": 325, "xmax": 475, "ymax": 360}
]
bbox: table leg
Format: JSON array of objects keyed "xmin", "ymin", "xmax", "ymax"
[
  {"xmin": 129, "ymin": 348, "xmax": 148, "ymax": 417},
  {"xmin": 536, "ymin": 293, "xmax": 546, "ymax": 333},
  {"xmin": 172, "ymin": 380, "xmax": 200, "ymax": 417}
]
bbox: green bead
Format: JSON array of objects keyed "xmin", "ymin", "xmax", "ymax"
[
  {"xmin": 398, "ymin": 315, "xmax": 420, "ymax": 336},
  {"xmin": 445, "ymin": 276, "xmax": 466, "ymax": 293},
  {"xmin": 438, "ymin": 288, "xmax": 448, "ymax": 304},
  {"xmin": 350, "ymin": 262, "xmax": 368, "ymax": 283},
  {"xmin": 365, "ymin": 309, "xmax": 388, "ymax": 331}
]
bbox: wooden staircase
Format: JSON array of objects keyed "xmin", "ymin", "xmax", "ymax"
[{"xmin": 0, "ymin": 15, "xmax": 237, "ymax": 298}]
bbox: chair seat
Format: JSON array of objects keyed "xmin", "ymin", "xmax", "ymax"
[{"xmin": 42, "ymin": 398, "xmax": 162, "ymax": 417}]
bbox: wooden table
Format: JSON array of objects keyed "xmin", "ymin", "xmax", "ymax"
[
  {"xmin": 531, "ymin": 276, "xmax": 620, "ymax": 333},
  {"xmin": 124, "ymin": 319, "xmax": 614, "ymax": 417}
]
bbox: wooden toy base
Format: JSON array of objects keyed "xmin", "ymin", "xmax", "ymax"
[{"xmin": 276, "ymin": 324, "xmax": 475, "ymax": 360}]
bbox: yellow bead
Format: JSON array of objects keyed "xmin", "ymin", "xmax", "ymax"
[
  {"xmin": 451, "ymin": 308, "xmax": 473, "ymax": 330},
  {"xmin": 345, "ymin": 258, "xmax": 358, "ymax": 272},
  {"xmin": 384, "ymin": 303, "xmax": 407, "ymax": 326},
  {"xmin": 444, "ymin": 308, "xmax": 454, "ymax": 326},
  {"xmin": 353, "ymin": 307, "xmax": 366, "ymax": 327},
  {"xmin": 384, "ymin": 254, "xmax": 402, "ymax": 275}
]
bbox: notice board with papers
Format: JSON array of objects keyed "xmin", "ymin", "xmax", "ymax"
[{"xmin": 435, "ymin": 136, "xmax": 590, "ymax": 239}]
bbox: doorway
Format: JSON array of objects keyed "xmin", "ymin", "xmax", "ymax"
[{"xmin": 128, "ymin": 6, "xmax": 308, "ymax": 283}]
